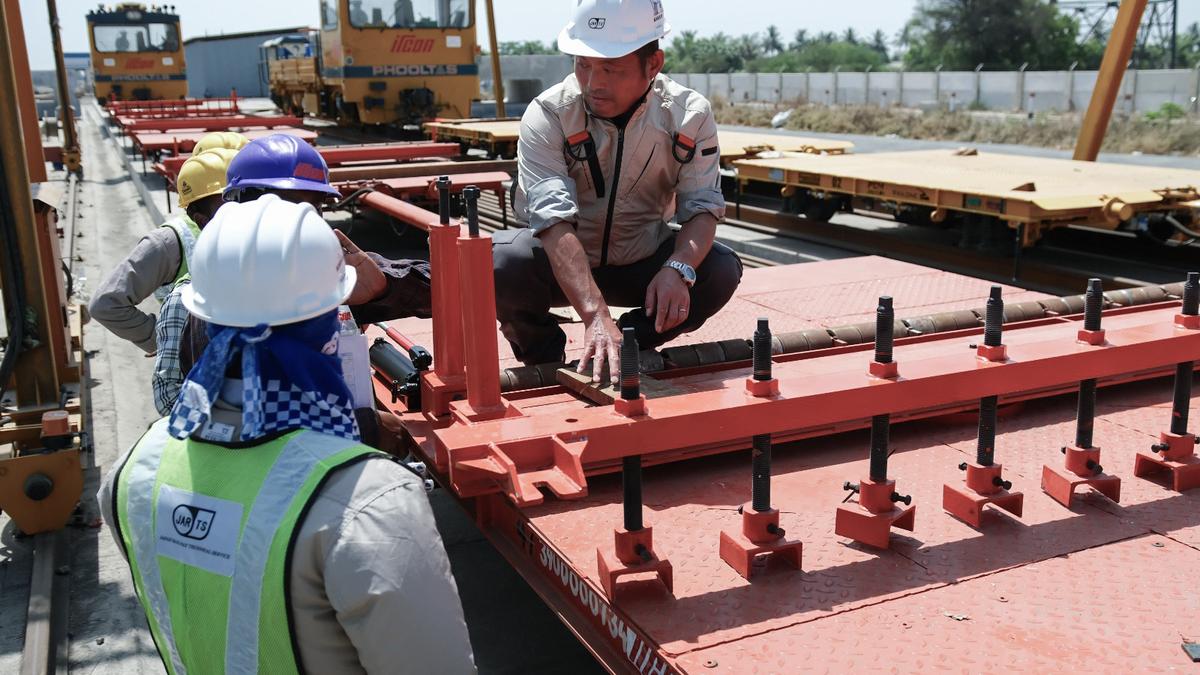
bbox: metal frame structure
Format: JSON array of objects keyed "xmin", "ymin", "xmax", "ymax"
[
  {"xmin": 1054, "ymin": 0, "xmax": 1179, "ymax": 68},
  {"xmin": 362, "ymin": 181, "xmax": 1200, "ymax": 670}
]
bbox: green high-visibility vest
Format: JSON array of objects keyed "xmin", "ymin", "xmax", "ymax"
[
  {"xmin": 113, "ymin": 418, "xmax": 380, "ymax": 674},
  {"xmin": 154, "ymin": 214, "xmax": 201, "ymax": 302}
]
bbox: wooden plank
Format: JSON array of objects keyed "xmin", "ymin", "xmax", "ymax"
[{"xmin": 555, "ymin": 367, "xmax": 687, "ymax": 405}]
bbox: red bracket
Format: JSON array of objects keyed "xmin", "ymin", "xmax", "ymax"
[
  {"xmin": 718, "ymin": 504, "xmax": 802, "ymax": 579},
  {"xmin": 596, "ymin": 526, "xmax": 673, "ymax": 599},
  {"xmin": 1134, "ymin": 431, "xmax": 1200, "ymax": 492},
  {"xmin": 1176, "ymin": 314, "xmax": 1200, "ymax": 330},
  {"xmin": 1041, "ymin": 445, "xmax": 1121, "ymax": 507},
  {"xmin": 943, "ymin": 462, "xmax": 1024, "ymax": 527},
  {"xmin": 744, "ymin": 377, "xmax": 780, "ymax": 398},
  {"xmin": 613, "ymin": 394, "xmax": 647, "ymax": 418},
  {"xmin": 868, "ymin": 360, "xmax": 899, "ymax": 379},
  {"xmin": 834, "ymin": 478, "xmax": 916, "ymax": 549},
  {"xmin": 976, "ymin": 344, "xmax": 1008, "ymax": 362},
  {"xmin": 449, "ymin": 436, "xmax": 588, "ymax": 505},
  {"xmin": 1076, "ymin": 329, "xmax": 1107, "ymax": 346}
]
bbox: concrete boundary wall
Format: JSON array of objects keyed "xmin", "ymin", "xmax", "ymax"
[{"xmin": 670, "ymin": 67, "xmax": 1200, "ymax": 114}]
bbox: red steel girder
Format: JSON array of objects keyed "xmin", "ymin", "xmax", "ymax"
[
  {"xmin": 156, "ymin": 142, "xmax": 468, "ymax": 181},
  {"xmin": 119, "ymin": 115, "xmax": 302, "ymax": 132},
  {"xmin": 434, "ymin": 306, "xmax": 1200, "ymax": 506},
  {"xmin": 131, "ymin": 127, "xmax": 317, "ymax": 154}
]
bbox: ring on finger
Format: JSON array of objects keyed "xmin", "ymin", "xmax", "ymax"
[{"xmin": 678, "ymin": 307, "xmax": 688, "ymax": 314}]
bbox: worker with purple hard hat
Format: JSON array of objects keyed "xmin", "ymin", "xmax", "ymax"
[{"xmin": 217, "ymin": 133, "xmax": 431, "ymax": 319}]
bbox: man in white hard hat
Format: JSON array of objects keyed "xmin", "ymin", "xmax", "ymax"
[
  {"xmin": 98, "ymin": 195, "xmax": 475, "ymax": 674},
  {"xmin": 497, "ymin": 0, "xmax": 741, "ymax": 382}
]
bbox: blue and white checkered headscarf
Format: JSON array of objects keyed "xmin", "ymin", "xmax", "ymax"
[{"xmin": 168, "ymin": 309, "xmax": 360, "ymax": 442}]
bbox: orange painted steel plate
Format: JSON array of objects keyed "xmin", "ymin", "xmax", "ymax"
[
  {"xmin": 718, "ymin": 130, "xmax": 853, "ymax": 161},
  {"xmin": 736, "ymin": 149, "xmax": 1200, "ymax": 220},
  {"xmin": 424, "ymin": 119, "xmax": 522, "ymax": 143},
  {"xmin": 517, "ymin": 379, "xmax": 1199, "ymax": 669}
]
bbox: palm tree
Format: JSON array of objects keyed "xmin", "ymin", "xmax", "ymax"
[
  {"xmin": 764, "ymin": 25, "xmax": 784, "ymax": 55},
  {"xmin": 790, "ymin": 29, "xmax": 809, "ymax": 51}
]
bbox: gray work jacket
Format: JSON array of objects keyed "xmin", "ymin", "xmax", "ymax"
[{"xmin": 515, "ymin": 73, "xmax": 725, "ymax": 268}]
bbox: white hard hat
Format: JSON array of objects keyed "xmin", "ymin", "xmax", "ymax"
[
  {"xmin": 557, "ymin": 0, "xmax": 670, "ymax": 59},
  {"xmin": 181, "ymin": 194, "xmax": 356, "ymax": 328}
]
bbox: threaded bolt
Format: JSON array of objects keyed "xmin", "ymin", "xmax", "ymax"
[
  {"xmin": 751, "ymin": 434, "xmax": 771, "ymax": 512},
  {"xmin": 463, "ymin": 186, "xmax": 481, "ymax": 237},
  {"xmin": 1084, "ymin": 278, "xmax": 1103, "ymax": 332},
  {"xmin": 875, "ymin": 296, "xmax": 894, "ymax": 364},
  {"xmin": 869, "ymin": 413, "xmax": 890, "ymax": 482},
  {"xmin": 620, "ymin": 327, "xmax": 640, "ymax": 401},
  {"xmin": 1184, "ymin": 272, "xmax": 1199, "ymax": 316},
  {"xmin": 984, "ymin": 286, "xmax": 1004, "ymax": 347},
  {"xmin": 623, "ymin": 455, "xmax": 643, "ymax": 532},
  {"xmin": 437, "ymin": 175, "xmax": 451, "ymax": 226},
  {"xmin": 977, "ymin": 394, "xmax": 998, "ymax": 466},
  {"xmin": 993, "ymin": 476, "xmax": 1012, "ymax": 490},
  {"xmin": 752, "ymin": 318, "xmax": 772, "ymax": 381},
  {"xmin": 1075, "ymin": 378, "xmax": 1097, "ymax": 449}
]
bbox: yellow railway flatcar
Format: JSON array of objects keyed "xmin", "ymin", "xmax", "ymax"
[
  {"xmin": 266, "ymin": 0, "xmax": 479, "ymax": 126},
  {"xmin": 87, "ymin": 4, "xmax": 187, "ymax": 103}
]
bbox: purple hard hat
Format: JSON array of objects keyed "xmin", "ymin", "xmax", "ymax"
[{"xmin": 224, "ymin": 134, "xmax": 339, "ymax": 198}]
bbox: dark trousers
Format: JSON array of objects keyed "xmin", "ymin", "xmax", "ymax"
[{"xmin": 492, "ymin": 228, "xmax": 744, "ymax": 366}]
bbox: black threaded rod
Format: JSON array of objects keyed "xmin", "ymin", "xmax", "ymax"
[
  {"xmin": 752, "ymin": 318, "xmax": 772, "ymax": 381},
  {"xmin": 1171, "ymin": 362, "xmax": 1192, "ymax": 436},
  {"xmin": 620, "ymin": 327, "xmax": 639, "ymax": 401},
  {"xmin": 875, "ymin": 296, "xmax": 894, "ymax": 364},
  {"xmin": 463, "ymin": 186, "xmax": 481, "ymax": 237},
  {"xmin": 1084, "ymin": 278, "xmax": 1103, "ymax": 332},
  {"xmin": 622, "ymin": 455, "xmax": 643, "ymax": 532},
  {"xmin": 984, "ymin": 286, "xmax": 1004, "ymax": 347},
  {"xmin": 869, "ymin": 413, "xmax": 891, "ymax": 482},
  {"xmin": 1076, "ymin": 379, "xmax": 1097, "ymax": 448},
  {"xmin": 437, "ymin": 175, "xmax": 451, "ymax": 226},
  {"xmin": 1183, "ymin": 272, "xmax": 1199, "ymax": 316},
  {"xmin": 751, "ymin": 434, "xmax": 772, "ymax": 512},
  {"xmin": 977, "ymin": 395, "xmax": 998, "ymax": 466}
]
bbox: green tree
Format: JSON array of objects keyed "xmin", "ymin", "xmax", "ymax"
[
  {"xmin": 790, "ymin": 29, "xmax": 809, "ymax": 51},
  {"xmin": 764, "ymin": 25, "xmax": 784, "ymax": 55},
  {"xmin": 843, "ymin": 28, "xmax": 859, "ymax": 45},
  {"xmin": 663, "ymin": 31, "xmax": 744, "ymax": 73},
  {"xmin": 1181, "ymin": 22, "xmax": 1200, "ymax": 68},
  {"xmin": 870, "ymin": 29, "xmax": 890, "ymax": 61},
  {"xmin": 495, "ymin": 40, "xmax": 556, "ymax": 56},
  {"xmin": 748, "ymin": 40, "xmax": 888, "ymax": 73},
  {"xmin": 900, "ymin": 0, "xmax": 1080, "ymax": 70}
]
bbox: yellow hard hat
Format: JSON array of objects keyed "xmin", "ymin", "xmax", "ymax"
[
  {"xmin": 193, "ymin": 131, "xmax": 249, "ymax": 155},
  {"xmin": 178, "ymin": 148, "xmax": 238, "ymax": 209}
]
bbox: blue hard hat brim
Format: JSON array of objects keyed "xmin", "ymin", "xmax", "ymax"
[{"xmin": 223, "ymin": 176, "xmax": 341, "ymax": 197}]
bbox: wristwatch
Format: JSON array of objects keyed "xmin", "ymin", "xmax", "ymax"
[{"xmin": 663, "ymin": 260, "xmax": 696, "ymax": 288}]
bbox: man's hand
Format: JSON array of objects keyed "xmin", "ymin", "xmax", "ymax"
[
  {"xmin": 373, "ymin": 410, "xmax": 405, "ymax": 456},
  {"xmin": 645, "ymin": 267, "xmax": 691, "ymax": 334},
  {"xmin": 578, "ymin": 311, "xmax": 622, "ymax": 386},
  {"xmin": 335, "ymin": 230, "xmax": 387, "ymax": 306}
]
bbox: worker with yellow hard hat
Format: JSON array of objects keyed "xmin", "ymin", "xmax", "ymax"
[{"xmin": 91, "ymin": 146, "xmax": 242, "ymax": 414}]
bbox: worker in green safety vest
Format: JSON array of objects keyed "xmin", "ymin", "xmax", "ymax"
[{"xmin": 99, "ymin": 194, "xmax": 476, "ymax": 674}]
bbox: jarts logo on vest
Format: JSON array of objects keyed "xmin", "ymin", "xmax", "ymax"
[
  {"xmin": 588, "ymin": 17, "xmax": 606, "ymax": 29},
  {"xmin": 172, "ymin": 504, "xmax": 216, "ymax": 541}
]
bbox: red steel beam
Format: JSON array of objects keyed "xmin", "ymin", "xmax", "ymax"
[
  {"xmin": 120, "ymin": 115, "xmax": 301, "ymax": 132},
  {"xmin": 132, "ymin": 127, "xmax": 317, "ymax": 154},
  {"xmin": 356, "ymin": 191, "xmax": 443, "ymax": 232},
  {"xmin": 320, "ymin": 142, "xmax": 460, "ymax": 165},
  {"xmin": 430, "ymin": 306, "xmax": 1200, "ymax": 505}
]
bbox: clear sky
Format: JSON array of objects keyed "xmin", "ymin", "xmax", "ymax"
[{"xmin": 14, "ymin": 0, "xmax": 1200, "ymax": 71}]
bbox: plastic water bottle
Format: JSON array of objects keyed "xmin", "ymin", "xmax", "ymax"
[{"xmin": 336, "ymin": 305, "xmax": 372, "ymax": 408}]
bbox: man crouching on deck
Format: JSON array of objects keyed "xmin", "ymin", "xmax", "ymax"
[{"xmin": 496, "ymin": 0, "xmax": 742, "ymax": 383}]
